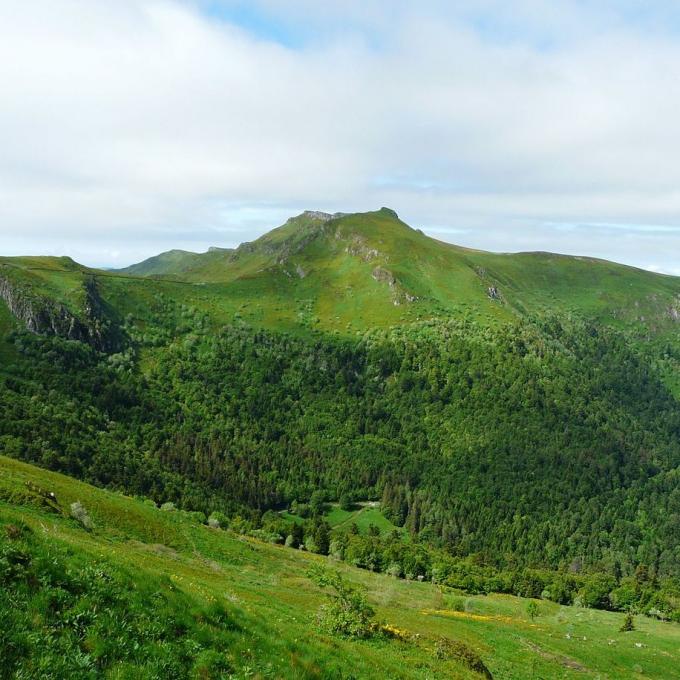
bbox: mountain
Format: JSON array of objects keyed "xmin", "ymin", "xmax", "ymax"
[
  {"xmin": 117, "ymin": 248, "xmax": 206, "ymax": 276},
  {"xmin": 114, "ymin": 207, "xmax": 680, "ymax": 338},
  {"xmin": 1, "ymin": 208, "xmax": 680, "ymax": 606}
]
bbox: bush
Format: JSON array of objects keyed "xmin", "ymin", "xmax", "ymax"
[
  {"xmin": 182, "ymin": 510, "xmax": 206, "ymax": 524},
  {"xmin": 160, "ymin": 502, "xmax": 176, "ymax": 512},
  {"xmin": 542, "ymin": 574, "xmax": 576, "ymax": 605},
  {"xmin": 449, "ymin": 596, "xmax": 467, "ymax": 612},
  {"xmin": 386, "ymin": 562, "xmax": 403, "ymax": 578},
  {"xmin": 308, "ymin": 566, "xmax": 376, "ymax": 639},
  {"xmin": 309, "ymin": 491, "xmax": 326, "ymax": 517},
  {"xmin": 328, "ymin": 538, "xmax": 345, "ymax": 560},
  {"xmin": 433, "ymin": 637, "xmax": 492, "ymax": 679},
  {"xmin": 208, "ymin": 511, "xmax": 229, "ymax": 529},
  {"xmin": 513, "ymin": 570, "xmax": 545, "ymax": 599},
  {"xmin": 69, "ymin": 501, "xmax": 93, "ymax": 530},
  {"xmin": 248, "ymin": 529, "xmax": 283, "ymax": 544}
]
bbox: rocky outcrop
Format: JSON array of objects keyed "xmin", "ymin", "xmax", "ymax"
[
  {"xmin": 371, "ymin": 267, "xmax": 396, "ymax": 287},
  {"xmin": 345, "ymin": 233, "xmax": 381, "ymax": 262},
  {"xmin": 371, "ymin": 266, "xmax": 418, "ymax": 305},
  {"xmin": 300, "ymin": 210, "xmax": 332, "ymax": 221},
  {"xmin": 669, "ymin": 296, "xmax": 680, "ymax": 322},
  {"xmin": 0, "ymin": 271, "xmax": 118, "ymax": 351}
]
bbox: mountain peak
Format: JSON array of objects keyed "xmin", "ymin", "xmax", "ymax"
[
  {"xmin": 289, "ymin": 207, "xmax": 398, "ymax": 225},
  {"xmin": 378, "ymin": 206, "xmax": 399, "ymax": 219},
  {"xmin": 298, "ymin": 210, "xmax": 338, "ymax": 221}
]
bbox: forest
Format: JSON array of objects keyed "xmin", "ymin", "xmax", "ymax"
[{"xmin": 2, "ymin": 308, "xmax": 679, "ymax": 598}]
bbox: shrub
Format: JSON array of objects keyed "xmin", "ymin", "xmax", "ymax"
[
  {"xmin": 449, "ymin": 596, "xmax": 467, "ymax": 612},
  {"xmin": 328, "ymin": 538, "xmax": 344, "ymax": 560},
  {"xmin": 434, "ymin": 637, "xmax": 492, "ymax": 678},
  {"xmin": 308, "ymin": 566, "xmax": 376, "ymax": 639},
  {"xmin": 182, "ymin": 510, "xmax": 206, "ymax": 524},
  {"xmin": 208, "ymin": 511, "xmax": 229, "ymax": 529},
  {"xmin": 309, "ymin": 491, "xmax": 326, "ymax": 517},
  {"xmin": 160, "ymin": 502, "xmax": 176, "ymax": 512},
  {"xmin": 647, "ymin": 607, "xmax": 669, "ymax": 621},
  {"xmin": 386, "ymin": 562, "xmax": 403, "ymax": 578},
  {"xmin": 69, "ymin": 501, "xmax": 93, "ymax": 530},
  {"xmin": 248, "ymin": 529, "xmax": 283, "ymax": 544},
  {"xmin": 512, "ymin": 570, "xmax": 545, "ymax": 599},
  {"xmin": 430, "ymin": 562, "xmax": 450, "ymax": 584},
  {"xmin": 526, "ymin": 601, "xmax": 539, "ymax": 620},
  {"xmin": 542, "ymin": 574, "xmax": 576, "ymax": 605}
]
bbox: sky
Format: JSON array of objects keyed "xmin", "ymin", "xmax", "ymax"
[{"xmin": 2, "ymin": 1, "xmax": 680, "ymax": 273}]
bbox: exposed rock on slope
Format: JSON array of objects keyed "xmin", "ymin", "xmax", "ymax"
[{"xmin": 0, "ymin": 271, "xmax": 119, "ymax": 351}]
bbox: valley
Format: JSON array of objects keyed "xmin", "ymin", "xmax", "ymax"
[{"xmin": 1, "ymin": 209, "xmax": 680, "ymax": 678}]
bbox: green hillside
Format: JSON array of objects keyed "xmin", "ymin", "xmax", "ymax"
[
  {"xmin": 2, "ymin": 208, "xmax": 680, "ymax": 677},
  {"xmin": 3, "ymin": 454, "xmax": 680, "ymax": 679},
  {"xmin": 113, "ymin": 207, "xmax": 680, "ymax": 337},
  {"xmin": 118, "ymin": 249, "xmax": 205, "ymax": 276}
]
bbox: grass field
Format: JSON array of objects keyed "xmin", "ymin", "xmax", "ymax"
[
  {"xmin": 281, "ymin": 502, "xmax": 405, "ymax": 537},
  {"xmin": 2, "ymin": 454, "xmax": 679, "ymax": 679},
  {"xmin": 311, "ymin": 503, "xmax": 406, "ymax": 538}
]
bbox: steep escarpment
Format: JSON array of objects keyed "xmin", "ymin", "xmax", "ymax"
[{"xmin": 0, "ymin": 270, "xmax": 120, "ymax": 351}]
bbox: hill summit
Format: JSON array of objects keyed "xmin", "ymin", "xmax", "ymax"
[{"xmin": 112, "ymin": 207, "xmax": 680, "ymax": 338}]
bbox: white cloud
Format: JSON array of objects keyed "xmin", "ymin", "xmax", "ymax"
[{"xmin": 0, "ymin": 0, "xmax": 679, "ymax": 272}]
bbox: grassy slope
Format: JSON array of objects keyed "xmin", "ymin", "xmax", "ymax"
[
  {"xmin": 118, "ymin": 249, "xmax": 225, "ymax": 277},
  {"xmin": 2, "ymin": 455, "xmax": 679, "ymax": 680},
  {"xmin": 0, "ymin": 256, "xmax": 93, "ymax": 317},
  {"xmin": 287, "ymin": 504, "xmax": 406, "ymax": 538}
]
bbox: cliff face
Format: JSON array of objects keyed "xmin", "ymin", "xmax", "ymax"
[{"xmin": 0, "ymin": 273, "xmax": 118, "ymax": 351}]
